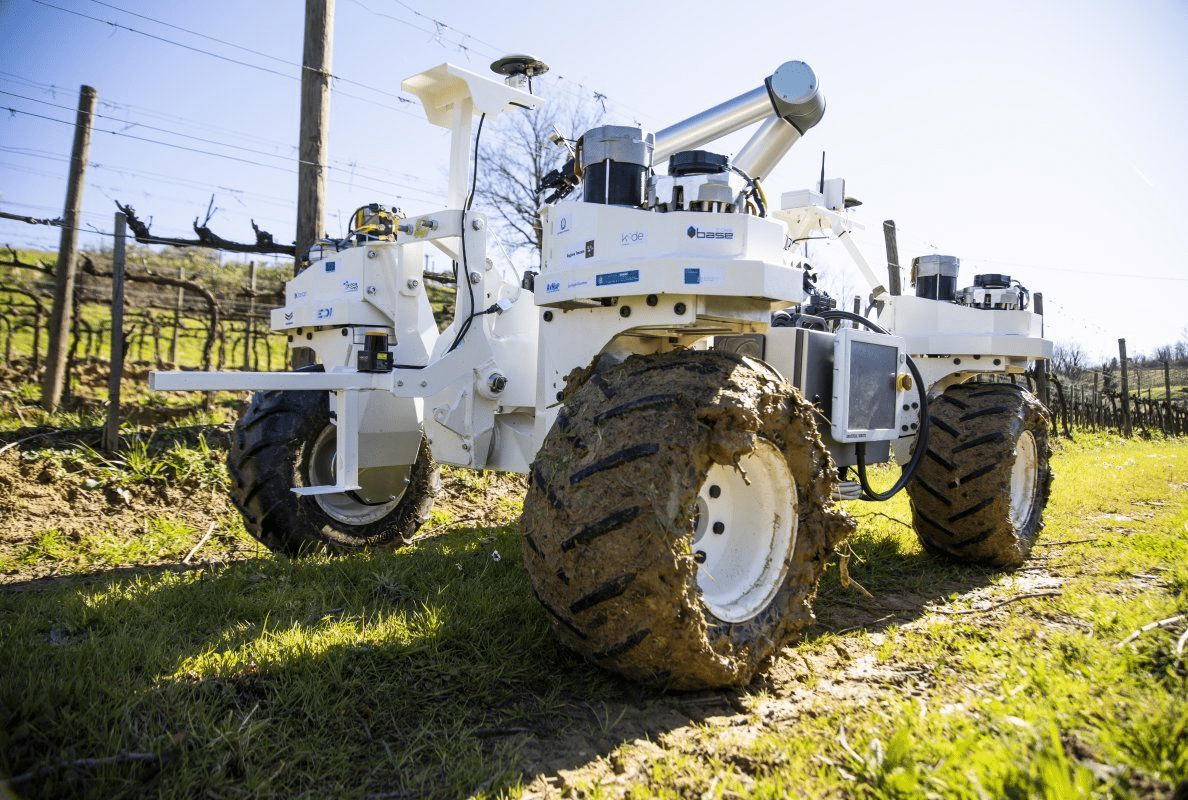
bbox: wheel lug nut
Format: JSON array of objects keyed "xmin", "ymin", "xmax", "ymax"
[
  {"xmin": 693, "ymin": 550, "xmax": 707, "ymax": 564},
  {"xmin": 708, "ymin": 485, "xmax": 721, "ymax": 498},
  {"xmin": 712, "ymin": 521, "xmax": 725, "ymax": 535}
]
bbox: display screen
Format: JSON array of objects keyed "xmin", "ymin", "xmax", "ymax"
[{"xmin": 847, "ymin": 340, "xmax": 898, "ymax": 432}]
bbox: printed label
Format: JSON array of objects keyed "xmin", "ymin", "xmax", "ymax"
[
  {"xmin": 316, "ymin": 307, "xmax": 334, "ymax": 320},
  {"xmin": 683, "ymin": 266, "xmax": 725, "ymax": 286},
  {"xmin": 596, "ymin": 270, "xmax": 640, "ymax": 287},
  {"xmin": 545, "ymin": 281, "xmax": 561, "ymax": 294},
  {"xmin": 686, "ymin": 226, "xmax": 735, "ymax": 241},
  {"xmin": 585, "ymin": 240, "xmax": 595, "ymax": 258},
  {"xmin": 325, "ymin": 261, "xmax": 336, "ymax": 272},
  {"xmin": 555, "ymin": 215, "xmax": 572, "ymax": 235},
  {"xmin": 620, "ymin": 230, "xmax": 647, "ymax": 247},
  {"xmin": 341, "ymin": 279, "xmax": 359, "ymax": 293}
]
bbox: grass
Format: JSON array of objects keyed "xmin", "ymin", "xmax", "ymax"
[{"xmin": 1, "ymin": 431, "xmax": 1186, "ymax": 798}]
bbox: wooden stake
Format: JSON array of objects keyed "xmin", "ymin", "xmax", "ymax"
[
  {"xmin": 42, "ymin": 85, "xmax": 97, "ymax": 410},
  {"xmin": 103, "ymin": 213, "xmax": 127, "ymax": 454}
]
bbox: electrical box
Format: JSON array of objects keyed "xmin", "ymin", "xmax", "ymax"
[{"xmin": 831, "ymin": 327, "xmax": 908, "ymax": 443}]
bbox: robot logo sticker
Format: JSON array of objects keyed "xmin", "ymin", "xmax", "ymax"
[
  {"xmin": 687, "ymin": 227, "xmax": 735, "ymax": 241},
  {"xmin": 585, "ymin": 240, "xmax": 595, "ymax": 258}
]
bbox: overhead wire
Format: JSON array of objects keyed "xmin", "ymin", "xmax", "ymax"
[
  {"xmin": 32, "ymin": 1, "xmax": 423, "ymax": 114},
  {"xmin": 0, "ymin": 105, "xmax": 441, "ymax": 205}
]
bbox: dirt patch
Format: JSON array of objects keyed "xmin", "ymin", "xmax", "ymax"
[
  {"xmin": 0, "ymin": 429, "xmax": 239, "ymax": 582},
  {"xmin": 0, "ymin": 429, "xmax": 528, "ymax": 586}
]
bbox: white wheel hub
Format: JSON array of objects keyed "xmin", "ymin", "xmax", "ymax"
[
  {"xmin": 1009, "ymin": 430, "xmax": 1039, "ymax": 531},
  {"xmin": 308, "ymin": 424, "xmax": 406, "ymax": 525},
  {"xmin": 692, "ymin": 439, "xmax": 797, "ymax": 623}
]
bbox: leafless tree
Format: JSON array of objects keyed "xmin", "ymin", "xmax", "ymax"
[
  {"xmin": 473, "ymin": 79, "xmax": 602, "ymax": 256},
  {"xmin": 1052, "ymin": 341, "xmax": 1087, "ymax": 382}
]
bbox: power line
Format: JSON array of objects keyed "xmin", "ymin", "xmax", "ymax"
[
  {"xmin": 0, "ymin": 105, "xmax": 442, "ymax": 203},
  {"xmin": 0, "ymin": 74, "xmax": 435, "ymax": 189},
  {"xmin": 86, "ymin": 0, "xmax": 420, "ymax": 107},
  {"xmin": 34, "ymin": 0, "xmax": 419, "ymax": 112}
]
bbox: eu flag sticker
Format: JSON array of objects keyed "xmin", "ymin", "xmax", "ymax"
[{"xmin": 684, "ymin": 268, "xmax": 701, "ymax": 285}]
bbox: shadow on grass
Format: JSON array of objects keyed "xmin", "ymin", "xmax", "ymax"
[
  {"xmin": 0, "ymin": 527, "xmax": 753, "ymax": 799},
  {"xmin": 0, "ymin": 505, "xmax": 1016, "ymax": 799},
  {"xmin": 809, "ymin": 512, "xmax": 1002, "ymax": 641}
]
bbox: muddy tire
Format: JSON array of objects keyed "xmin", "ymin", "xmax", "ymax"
[
  {"xmin": 520, "ymin": 350, "xmax": 854, "ymax": 690},
  {"xmin": 906, "ymin": 383, "xmax": 1053, "ymax": 567},
  {"xmin": 228, "ymin": 380, "xmax": 439, "ymax": 556}
]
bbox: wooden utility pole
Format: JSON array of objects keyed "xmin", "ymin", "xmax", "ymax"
[
  {"xmin": 296, "ymin": 0, "xmax": 334, "ymax": 274},
  {"xmin": 42, "ymin": 84, "xmax": 97, "ymax": 410},
  {"xmin": 1119, "ymin": 338, "xmax": 1131, "ymax": 438},
  {"xmin": 293, "ymin": 0, "xmax": 333, "ymax": 368},
  {"xmin": 882, "ymin": 220, "xmax": 901, "ymax": 295}
]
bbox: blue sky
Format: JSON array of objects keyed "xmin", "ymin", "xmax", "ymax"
[{"xmin": 1, "ymin": 0, "xmax": 1185, "ymax": 362}]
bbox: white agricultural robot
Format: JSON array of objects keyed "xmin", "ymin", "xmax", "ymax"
[{"xmin": 152, "ymin": 56, "xmax": 1053, "ymax": 689}]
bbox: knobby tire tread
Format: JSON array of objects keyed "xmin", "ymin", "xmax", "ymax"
[
  {"xmin": 520, "ymin": 350, "xmax": 854, "ymax": 690},
  {"xmin": 907, "ymin": 382, "xmax": 1053, "ymax": 567}
]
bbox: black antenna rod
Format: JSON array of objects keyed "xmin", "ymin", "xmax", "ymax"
[{"xmin": 819, "ymin": 151, "xmax": 826, "ymax": 193}]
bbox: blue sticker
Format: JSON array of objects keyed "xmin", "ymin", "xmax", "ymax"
[
  {"xmin": 325, "ymin": 261, "xmax": 336, "ymax": 272},
  {"xmin": 595, "ymin": 269, "xmax": 640, "ymax": 287},
  {"xmin": 684, "ymin": 268, "xmax": 701, "ymax": 285}
]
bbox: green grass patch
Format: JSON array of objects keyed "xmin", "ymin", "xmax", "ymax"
[{"xmin": 1, "ymin": 433, "xmax": 1186, "ymax": 798}]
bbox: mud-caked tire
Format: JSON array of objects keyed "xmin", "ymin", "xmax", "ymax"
[
  {"xmin": 520, "ymin": 350, "xmax": 854, "ymax": 690},
  {"xmin": 906, "ymin": 383, "xmax": 1053, "ymax": 567},
  {"xmin": 228, "ymin": 382, "xmax": 439, "ymax": 556}
]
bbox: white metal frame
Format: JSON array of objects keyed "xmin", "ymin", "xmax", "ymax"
[{"xmin": 150, "ymin": 57, "xmax": 1053, "ymax": 493}]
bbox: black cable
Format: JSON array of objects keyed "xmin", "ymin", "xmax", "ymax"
[
  {"xmin": 448, "ymin": 113, "xmax": 487, "ymax": 354},
  {"xmin": 854, "ymin": 354, "xmax": 928, "ymax": 501},
  {"xmin": 818, "ymin": 309, "xmax": 931, "ymax": 501}
]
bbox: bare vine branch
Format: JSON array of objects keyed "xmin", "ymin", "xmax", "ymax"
[
  {"xmin": 81, "ymin": 255, "xmax": 221, "ymax": 370},
  {"xmin": 116, "ymin": 201, "xmax": 295, "ymax": 256}
]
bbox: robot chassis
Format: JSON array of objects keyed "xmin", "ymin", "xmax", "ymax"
[{"xmin": 152, "ymin": 56, "xmax": 1053, "ymax": 689}]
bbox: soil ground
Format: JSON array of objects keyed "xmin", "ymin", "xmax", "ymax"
[{"xmin": 1, "ymin": 361, "xmax": 1184, "ymax": 798}]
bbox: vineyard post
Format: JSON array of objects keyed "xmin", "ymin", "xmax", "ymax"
[
  {"xmin": 42, "ymin": 84, "xmax": 97, "ymax": 411},
  {"xmin": 883, "ymin": 220, "xmax": 901, "ymax": 295},
  {"xmin": 171, "ymin": 264, "xmax": 183, "ymax": 366},
  {"xmin": 1119, "ymin": 338, "xmax": 1132, "ymax": 437},
  {"xmin": 1034, "ymin": 293, "xmax": 1049, "ymax": 409},
  {"xmin": 245, "ymin": 260, "xmax": 257, "ymax": 369},
  {"xmin": 103, "ymin": 213, "xmax": 127, "ymax": 454}
]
